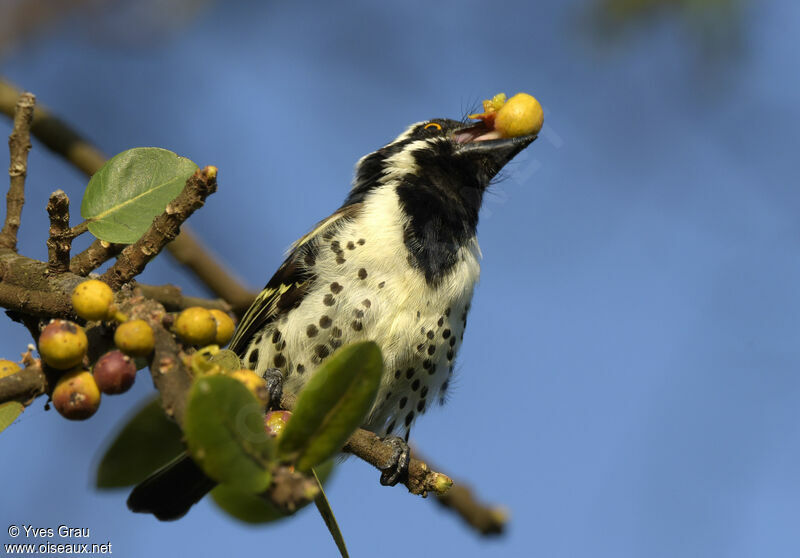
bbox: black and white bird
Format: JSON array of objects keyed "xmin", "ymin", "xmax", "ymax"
[{"xmin": 129, "ymin": 115, "xmax": 536, "ymax": 520}]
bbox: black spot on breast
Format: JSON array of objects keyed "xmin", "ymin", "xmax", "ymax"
[
  {"xmin": 330, "ymin": 282, "xmax": 343, "ymax": 294},
  {"xmin": 421, "ymin": 386, "xmax": 429, "ymax": 398},
  {"xmin": 331, "ymin": 326, "xmax": 342, "ymax": 338},
  {"xmin": 378, "ymin": 281, "xmax": 385, "ymax": 289},
  {"xmin": 336, "ymin": 256, "xmax": 346, "ymax": 264},
  {"xmin": 428, "ymin": 364, "xmax": 437, "ymax": 375},
  {"xmin": 248, "ymin": 349, "xmax": 259, "ymax": 366},
  {"xmin": 272, "ymin": 330, "xmax": 282, "ymax": 344},
  {"xmin": 362, "ymin": 299, "xmax": 371, "ymax": 308},
  {"xmin": 331, "ymin": 241, "xmax": 341, "ymax": 253},
  {"xmin": 323, "ymin": 294, "xmax": 335, "ymax": 306},
  {"xmin": 385, "ymin": 391, "xmax": 392, "ymax": 400},
  {"xmin": 354, "ymin": 309, "xmax": 364, "ymax": 319},
  {"xmin": 358, "ymin": 268, "xmax": 367, "ymax": 280},
  {"xmin": 445, "ymin": 307, "xmax": 451, "ymax": 317},
  {"xmin": 304, "ymin": 252, "xmax": 316, "ymax": 267},
  {"xmin": 357, "ymin": 238, "xmax": 365, "ymax": 245},
  {"xmin": 447, "ymin": 350, "xmax": 454, "ymax": 360},
  {"xmin": 411, "ymin": 379, "xmax": 420, "ymax": 391},
  {"xmin": 437, "ymin": 317, "xmax": 444, "ymax": 327},
  {"xmin": 416, "ymin": 343, "xmax": 425, "ymax": 352},
  {"xmin": 351, "ymin": 320, "xmax": 363, "ymax": 331},
  {"xmin": 399, "ymin": 397, "xmax": 407, "ymax": 409},
  {"xmin": 449, "ymin": 337, "xmax": 456, "ymax": 347},
  {"xmin": 394, "ymin": 369, "xmax": 402, "ymax": 379},
  {"xmin": 306, "ymin": 325, "xmax": 318, "ymax": 337},
  {"xmin": 347, "ymin": 241, "xmax": 355, "ymax": 250},
  {"xmin": 427, "ymin": 345, "xmax": 435, "ymax": 355},
  {"xmin": 296, "ymin": 364, "xmax": 306, "ymax": 374},
  {"xmin": 406, "ymin": 368, "xmax": 415, "ymax": 379},
  {"xmin": 386, "ymin": 420, "xmax": 396, "ymax": 434},
  {"xmin": 314, "ymin": 345, "xmax": 330, "ymax": 359},
  {"xmin": 426, "ymin": 330, "xmax": 434, "ymax": 340},
  {"xmin": 404, "ymin": 411, "xmax": 415, "ymax": 426},
  {"xmin": 422, "ymin": 359, "xmax": 431, "ymax": 370},
  {"xmin": 276, "ymin": 340, "xmax": 286, "ymax": 351},
  {"xmin": 330, "ymin": 338, "xmax": 342, "ymax": 349},
  {"xmin": 442, "ymin": 329, "xmax": 451, "ymax": 339},
  {"xmin": 319, "ymin": 315, "xmax": 332, "ymax": 328},
  {"xmin": 417, "ymin": 400, "xmax": 426, "ymax": 412},
  {"xmin": 273, "ymin": 354, "xmax": 286, "ymax": 367}
]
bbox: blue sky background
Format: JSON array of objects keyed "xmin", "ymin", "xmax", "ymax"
[{"xmin": 1, "ymin": 1, "xmax": 799, "ymax": 556}]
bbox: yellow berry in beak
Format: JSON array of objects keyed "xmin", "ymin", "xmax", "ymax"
[{"xmin": 494, "ymin": 93, "xmax": 543, "ymax": 138}]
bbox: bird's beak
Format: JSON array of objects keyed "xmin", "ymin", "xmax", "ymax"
[{"xmin": 453, "ymin": 123, "xmax": 537, "ymax": 171}]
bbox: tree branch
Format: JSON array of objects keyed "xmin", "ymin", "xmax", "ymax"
[
  {"xmin": 46, "ymin": 190, "xmax": 72, "ymax": 274},
  {"xmin": 137, "ymin": 284, "xmax": 232, "ymax": 313},
  {"xmin": 0, "ymin": 91, "xmax": 35, "ymax": 251},
  {"xmin": 101, "ymin": 167, "xmax": 218, "ymax": 290},
  {"xmin": 69, "ymin": 239, "xmax": 124, "ymax": 276},
  {"xmin": 279, "ymin": 392, "xmax": 452, "ymax": 497},
  {"xmin": 165, "ymin": 228, "xmax": 256, "ymax": 315},
  {"xmin": 0, "ymin": 79, "xmax": 256, "ymax": 311}
]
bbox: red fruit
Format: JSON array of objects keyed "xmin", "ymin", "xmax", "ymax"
[{"xmin": 93, "ymin": 350, "xmax": 137, "ymax": 394}]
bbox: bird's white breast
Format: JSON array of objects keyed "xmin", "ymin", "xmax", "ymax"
[{"xmin": 247, "ymin": 186, "xmax": 481, "ymax": 435}]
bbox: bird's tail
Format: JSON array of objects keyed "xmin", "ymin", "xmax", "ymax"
[{"xmin": 127, "ymin": 453, "xmax": 216, "ymax": 521}]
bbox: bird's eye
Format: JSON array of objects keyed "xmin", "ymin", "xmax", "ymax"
[{"xmin": 423, "ymin": 122, "xmax": 442, "ymax": 132}]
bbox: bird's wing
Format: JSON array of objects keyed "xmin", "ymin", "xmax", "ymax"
[{"xmin": 228, "ymin": 203, "xmax": 363, "ymax": 356}]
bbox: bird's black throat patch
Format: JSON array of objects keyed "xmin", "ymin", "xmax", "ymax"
[{"xmin": 396, "ymin": 150, "xmax": 483, "ymax": 285}]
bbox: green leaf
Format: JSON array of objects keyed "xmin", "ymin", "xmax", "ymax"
[
  {"xmin": 278, "ymin": 341, "xmax": 382, "ymax": 471},
  {"xmin": 95, "ymin": 397, "xmax": 183, "ymax": 488},
  {"xmin": 0, "ymin": 402, "xmax": 23, "ymax": 434},
  {"xmin": 184, "ymin": 375, "xmax": 274, "ymax": 493},
  {"xmin": 81, "ymin": 147, "xmax": 198, "ymax": 243},
  {"xmin": 210, "ymin": 460, "xmax": 336, "ymax": 524},
  {"xmin": 313, "ymin": 469, "xmax": 349, "ymax": 558},
  {"xmin": 209, "ymin": 349, "xmax": 242, "ymax": 373},
  {"xmin": 211, "ymin": 484, "xmax": 289, "ymax": 524}
]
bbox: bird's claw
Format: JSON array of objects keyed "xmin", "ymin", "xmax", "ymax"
[
  {"xmin": 262, "ymin": 368, "xmax": 284, "ymax": 410},
  {"xmin": 379, "ymin": 436, "xmax": 410, "ymax": 486}
]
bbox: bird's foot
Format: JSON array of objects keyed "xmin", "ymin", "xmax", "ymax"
[
  {"xmin": 262, "ymin": 368, "xmax": 284, "ymax": 410},
  {"xmin": 379, "ymin": 436, "xmax": 410, "ymax": 486}
]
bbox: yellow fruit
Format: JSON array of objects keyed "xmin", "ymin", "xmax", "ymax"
[
  {"xmin": 175, "ymin": 307, "xmax": 217, "ymax": 346},
  {"xmin": 0, "ymin": 359, "xmax": 21, "ymax": 378},
  {"xmin": 114, "ymin": 319, "xmax": 155, "ymax": 357},
  {"xmin": 52, "ymin": 369, "xmax": 101, "ymax": 420},
  {"xmin": 264, "ymin": 410, "xmax": 292, "ymax": 438},
  {"xmin": 210, "ymin": 309, "xmax": 235, "ymax": 346},
  {"xmin": 39, "ymin": 320, "xmax": 88, "ymax": 370},
  {"xmin": 71, "ymin": 279, "xmax": 114, "ymax": 321},
  {"xmin": 229, "ymin": 369, "xmax": 269, "ymax": 406},
  {"xmin": 494, "ymin": 93, "xmax": 544, "ymax": 138}
]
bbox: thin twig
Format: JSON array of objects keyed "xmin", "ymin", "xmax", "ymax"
[
  {"xmin": 46, "ymin": 190, "xmax": 72, "ymax": 274},
  {"xmin": 0, "ymin": 91, "xmax": 35, "ymax": 251},
  {"xmin": 280, "ymin": 393, "xmax": 452, "ymax": 497},
  {"xmin": 67, "ymin": 220, "xmax": 89, "ymax": 238},
  {"xmin": 0, "ymin": 361, "xmax": 48, "ymax": 406},
  {"xmin": 101, "ymin": 167, "xmax": 218, "ymax": 290},
  {"xmin": 434, "ymin": 482, "xmax": 508, "ymax": 535},
  {"xmin": 137, "ymin": 284, "xmax": 232, "ymax": 313},
  {"xmin": 69, "ymin": 239, "xmax": 124, "ymax": 276},
  {"xmin": 165, "ymin": 228, "xmax": 257, "ymax": 315},
  {"xmin": 0, "ymin": 80, "xmax": 104, "ymax": 176}
]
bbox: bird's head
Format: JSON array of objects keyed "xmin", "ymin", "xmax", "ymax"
[
  {"xmin": 347, "ymin": 118, "xmax": 537, "ymax": 208},
  {"xmin": 341, "ymin": 117, "xmax": 537, "ymax": 284}
]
